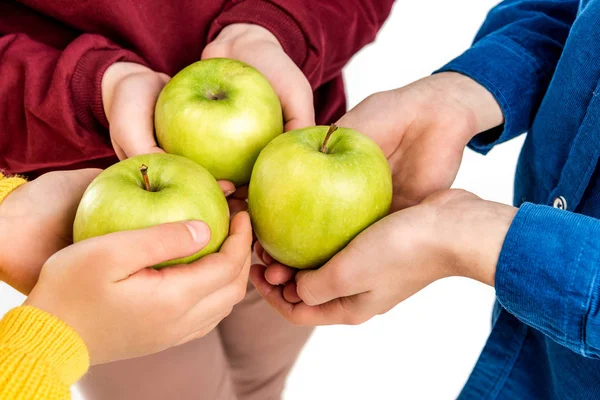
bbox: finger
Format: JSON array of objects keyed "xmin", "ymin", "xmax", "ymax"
[
  {"xmin": 83, "ymin": 220, "xmax": 211, "ymax": 279},
  {"xmin": 250, "ymin": 264, "xmax": 295, "ymax": 316},
  {"xmin": 110, "ymin": 77, "xmax": 167, "ymax": 159},
  {"xmin": 227, "ymin": 199, "xmax": 248, "ymax": 218},
  {"xmin": 250, "ymin": 264, "xmax": 367, "ymax": 326},
  {"xmin": 250, "ymin": 264, "xmax": 308, "ymax": 316},
  {"xmin": 218, "ymin": 180, "xmax": 236, "ymax": 197},
  {"xmin": 238, "ymin": 247, "xmax": 252, "ymax": 287},
  {"xmin": 253, "ymin": 241, "xmax": 274, "ymax": 265},
  {"xmin": 283, "ymin": 282, "xmax": 302, "ymax": 304},
  {"xmin": 295, "ymin": 247, "xmax": 370, "ymax": 306},
  {"xmin": 177, "ymin": 253, "xmax": 251, "ymax": 338},
  {"xmin": 267, "ymin": 55, "xmax": 314, "ymax": 131},
  {"xmin": 253, "ymin": 241, "xmax": 265, "ymax": 263},
  {"xmin": 111, "ymin": 114, "xmax": 164, "ymax": 159},
  {"xmin": 230, "ymin": 243, "xmax": 252, "ymax": 289},
  {"xmin": 232, "ymin": 185, "xmax": 248, "ymax": 200},
  {"xmin": 334, "ymin": 92, "xmax": 403, "ymax": 159},
  {"xmin": 215, "ymin": 211, "xmax": 253, "ymax": 263},
  {"xmin": 110, "ymin": 139, "xmax": 127, "ymax": 160},
  {"xmin": 280, "ymin": 71, "xmax": 315, "ymax": 131},
  {"xmin": 158, "ymin": 212, "xmax": 252, "ymax": 302},
  {"xmin": 265, "ymin": 264, "xmax": 295, "ymax": 285},
  {"xmin": 176, "ymin": 285, "xmax": 241, "ymax": 343},
  {"xmin": 335, "ymin": 109, "xmax": 362, "ymax": 132}
]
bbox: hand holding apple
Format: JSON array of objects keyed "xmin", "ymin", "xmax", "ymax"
[
  {"xmin": 249, "ymin": 125, "xmax": 392, "ymax": 269},
  {"xmin": 27, "ymin": 212, "xmax": 252, "ymax": 365},
  {"xmin": 102, "ymin": 62, "xmax": 170, "ymax": 160},
  {"xmin": 258, "ymin": 72, "xmax": 505, "ymax": 286},
  {"xmin": 338, "ymin": 72, "xmax": 504, "ymax": 211},
  {"xmin": 102, "ymin": 62, "xmax": 240, "ymax": 196},
  {"xmin": 251, "ymin": 190, "xmax": 516, "ymax": 326},
  {"xmin": 155, "ymin": 57, "xmax": 283, "ymax": 186},
  {"xmin": 0, "ymin": 169, "xmax": 101, "ymax": 294},
  {"xmin": 203, "ymin": 23, "xmax": 315, "ymax": 132},
  {"xmin": 73, "ymin": 153, "xmax": 230, "ymax": 266}
]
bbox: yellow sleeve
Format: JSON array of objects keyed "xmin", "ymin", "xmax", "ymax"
[
  {"xmin": 0, "ymin": 172, "xmax": 27, "ymax": 204},
  {"xmin": 0, "ymin": 306, "xmax": 90, "ymax": 400}
]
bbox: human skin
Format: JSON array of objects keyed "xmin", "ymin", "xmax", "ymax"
[{"xmin": 251, "ymin": 72, "xmax": 515, "ymax": 325}]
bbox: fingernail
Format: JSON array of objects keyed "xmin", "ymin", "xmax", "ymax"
[
  {"xmin": 186, "ymin": 221, "xmax": 211, "ymax": 245},
  {"xmin": 224, "ymin": 189, "xmax": 235, "ymax": 197}
]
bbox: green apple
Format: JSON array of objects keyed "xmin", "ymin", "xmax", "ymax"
[
  {"xmin": 248, "ymin": 125, "xmax": 393, "ymax": 269},
  {"xmin": 155, "ymin": 58, "xmax": 283, "ymax": 186},
  {"xmin": 73, "ymin": 153, "xmax": 230, "ymax": 267}
]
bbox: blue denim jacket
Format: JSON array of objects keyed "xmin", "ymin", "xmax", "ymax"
[{"xmin": 437, "ymin": 0, "xmax": 600, "ymax": 398}]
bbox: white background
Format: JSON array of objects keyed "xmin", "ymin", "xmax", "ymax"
[{"xmin": 0, "ymin": 0, "xmax": 525, "ymax": 399}]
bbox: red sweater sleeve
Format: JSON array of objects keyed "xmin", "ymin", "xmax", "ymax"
[
  {"xmin": 0, "ymin": 33, "xmax": 147, "ymax": 175},
  {"xmin": 208, "ymin": 0, "xmax": 394, "ymax": 89}
]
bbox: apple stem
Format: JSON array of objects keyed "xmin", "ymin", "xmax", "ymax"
[
  {"xmin": 320, "ymin": 124, "xmax": 339, "ymax": 154},
  {"xmin": 139, "ymin": 164, "xmax": 152, "ymax": 192}
]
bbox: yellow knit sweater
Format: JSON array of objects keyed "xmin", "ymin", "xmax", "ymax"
[{"xmin": 0, "ymin": 172, "xmax": 90, "ymax": 399}]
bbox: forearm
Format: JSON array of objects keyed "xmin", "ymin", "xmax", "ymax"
[{"xmin": 437, "ymin": 193, "xmax": 516, "ymax": 287}]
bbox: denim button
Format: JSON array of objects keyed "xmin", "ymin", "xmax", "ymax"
[{"xmin": 553, "ymin": 196, "xmax": 567, "ymax": 210}]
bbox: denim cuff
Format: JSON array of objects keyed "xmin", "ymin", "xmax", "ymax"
[
  {"xmin": 435, "ymin": 36, "xmax": 548, "ymax": 154},
  {"xmin": 496, "ymin": 203, "xmax": 600, "ymax": 356}
]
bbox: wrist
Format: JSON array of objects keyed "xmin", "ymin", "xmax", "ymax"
[
  {"xmin": 217, "ymin": 23, "xmax": 280, "ymax": 46},
  {"xmin": 458, "ymin": 201, "xmax": 516, "ymax": 287},
  {"xmin": 425, "ymin": 72, "xmax": 504, "ymax": 144},
  {"xmin": 204, "ymin": 24, "xmax": 283, "ymax": 61},
  {"xmin": 432, "ymin": 190, "xmax": 516, "ymax": 286}
]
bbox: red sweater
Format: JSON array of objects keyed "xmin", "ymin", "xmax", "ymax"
[{"xmin": 0, "ymin": 0, "xmax": 393, "ymax": 176}]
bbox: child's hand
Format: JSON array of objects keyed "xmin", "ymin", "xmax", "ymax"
[
  {"xmin": 251, "ymin": 191, "xmax": 515, "ymax": 326},
  {"xmin": 26, "ymin": 212, "xmax": 252, "ymax": 365},
  {"xmin": 337, "ymin": 72, "xmax": 504, "ymax": 211},
  {"xmin": 203, "ymin": 23, "xmax": 315, "ymax": 132},
  {"xmin": 101, "ymin": 62, "xmax": 170, "ymax": 160},
  {"xmin": 253, "ymin": 72, "xmax": 504, "ymax": 288},
  {"xmin": 0, "ymin": 169, "xmax": 101, "ymax": 294}
]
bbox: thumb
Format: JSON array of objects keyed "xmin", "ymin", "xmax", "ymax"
[
  {"xmin": 266, "ymin": 52, "xmax": 315, "ymax": 131},
  {"xmin": 281, "ymin": 75, "xmax": 315, "ymax": 131},
  {"xmin": 82, "ymin": 220, "xmax": 211, "ymax": 280},
  {"xmin": 295, "ymin": 247, "xmax": 367, "ymax": 306},
  {"xmin": 335, "ymin": 106, "xmax": 367, "ymax": 135},
  {"xmin": 109, "ymin": 73, "xmax": 168, "ymax": 159},
  {"xmin": 110, "ymin": 105, "xmax": 164, "ymax": 159}
]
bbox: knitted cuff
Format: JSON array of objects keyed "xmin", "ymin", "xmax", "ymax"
[
  {"xmin": 0, "ymin": 306, "xmax": 90, "ymax": 387},
  {"xmin": 0, "ymin": 172, "xmax": 27, "ymax": 205}
]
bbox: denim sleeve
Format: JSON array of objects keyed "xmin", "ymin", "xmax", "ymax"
[
  {"xmin": 496, "ymin": 203, "xmax": 600, "ymax": 358},
  {"xmin": 435, "ymin": 0, "xmax": 578, "ymax": 154}
]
